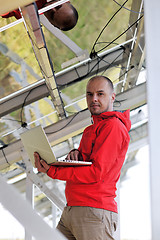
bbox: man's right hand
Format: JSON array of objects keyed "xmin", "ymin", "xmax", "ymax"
[
  {"xmin": 66, "ymin": 149, "xmax": 83, "ymax": 161},
  {"xmin": 34, "ymin": 152, "xmax": 50, "ymax": 173}
]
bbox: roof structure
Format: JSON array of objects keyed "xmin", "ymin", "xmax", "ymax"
[{"xmin": 0, "ymin": 0, "xmax": 147, "ymax": 238}]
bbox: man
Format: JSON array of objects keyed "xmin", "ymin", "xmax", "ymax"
[
  {"xmin": 34, "ymin": 75, "xmax": 131, "ymax": 240},
  {"xmin": 1, "ymin": 0, "xmax": 78, "ymax": 31}
]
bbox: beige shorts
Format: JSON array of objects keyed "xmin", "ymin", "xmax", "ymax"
[{"xmin": 57, "ymin": 206, "xmax": 118, "ymax": 240}]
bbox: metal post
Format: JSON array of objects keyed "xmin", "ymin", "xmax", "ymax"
[
  {"xmin": 52, "ymin": 204, "xmax": 57, "ymax": 228},
  {"xmin": 25, "ymin": 176, "xmax": 34, "ymax": 240},
  {"xmin": 0, "ymin": 175, "xmax": 65, "ymax": 240},
  {"xmin": 21, "ymin": 149, "xmax": 34, "ymax": 240},
  {"xmin": 144, "ymin": 0, "xmax": 160, "ymax": 239}
]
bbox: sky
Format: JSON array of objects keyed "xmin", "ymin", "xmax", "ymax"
[{"xmin": 0, "ymin": 145, "xmax": 151, "ymax": 240}]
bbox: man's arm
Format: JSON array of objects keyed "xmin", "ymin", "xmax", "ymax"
[{"xmin": 35, "ymin": 119, "xmax": 129, "ymax": 184}]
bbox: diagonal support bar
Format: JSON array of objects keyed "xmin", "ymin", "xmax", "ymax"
[
  {"xmin": 20, "ymin": 3, "xmax": 66, "ymax": 119},
  {"xmin": 21, "ymin": 150, "xmax": 66, "ymax": 211},
  {"xmin": 0, "ymin": 175, "xmax": 65, "ymax": 240},
  {"xmin": 40, "ymin": 14, "xmax": 87, "ymax": 57},
  {"xmin": 26, "ymin": 169, "xmax": 66, "ymax": 211}
]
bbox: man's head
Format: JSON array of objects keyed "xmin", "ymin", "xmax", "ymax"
[
  {"xmin": 44, "ymin": 1, "xmax": 78, "ymax": 31},
  {"xmin": 86, "ymin": 76, "xmax": 115, "ymax": 115}
]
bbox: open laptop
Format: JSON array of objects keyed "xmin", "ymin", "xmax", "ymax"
[{"xmin": 20, "ymin": 125, "xmax": 92, "ymax": 168}]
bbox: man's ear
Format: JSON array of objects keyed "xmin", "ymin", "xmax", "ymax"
[{"xmin": 111, "ymin": 92, "xmax": 116, "ymax": 103}]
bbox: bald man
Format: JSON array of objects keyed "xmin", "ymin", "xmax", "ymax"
[{"xmin": 34, "ymin": 75, "xmax": 131, "ymax": 240}]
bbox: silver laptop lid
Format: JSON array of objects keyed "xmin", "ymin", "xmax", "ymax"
[
  {"xmin": 20, "ymin": 125, "xmax": 56, "ymax": 167},
  {"xmin": 20, "ymin": 125, "xmax": 92, "ymax": 167}
]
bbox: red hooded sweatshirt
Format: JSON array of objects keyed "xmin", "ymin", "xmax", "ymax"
[{"xmin": 47, "ymin": 110, "xmax": 131, "ymax": 213}]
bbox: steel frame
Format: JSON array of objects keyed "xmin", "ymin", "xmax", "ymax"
[
  {"xmin": 0, "ymin": 39, "xmax": 133, "ymax": 118},
  {"xmin": 144, "ymin": 0, "xmax": 160, "ymax": 238},
  {"xmin": 21, "ymin": 3, "xmax": 66, "ymax": 119}
]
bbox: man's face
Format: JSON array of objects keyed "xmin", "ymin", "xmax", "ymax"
[{"xmin": 86, "ymin": 78, "xmax": 115, "ymax": 115}]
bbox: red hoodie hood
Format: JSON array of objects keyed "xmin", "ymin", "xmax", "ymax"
[{"xmin": 92, "ymin": 109, "xmax": 131, "ymax": 132}]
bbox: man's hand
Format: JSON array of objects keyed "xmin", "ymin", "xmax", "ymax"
[
  {"xmin": 34, "ymin": 152, "xmax": 50, "ymax": 173},
  {"xmin": 66, "ymin": 149, "xmax": 83, "ymax": 161}
]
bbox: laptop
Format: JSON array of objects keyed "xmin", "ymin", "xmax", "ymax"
[{"xmin": 20, "ymin": 125, "xmax": 92, "ymax": 168}]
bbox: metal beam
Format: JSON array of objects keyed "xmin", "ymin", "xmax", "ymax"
[
  {"xmin": 25, "ymin": 175, "xmax": 34, "ymax": 240},
  {"xmin": 40, "ymin": 15, "xmax": 86, "ymax": 57},
  {"xmin": 22, "ymin": 156, "xmax": 66, "ymax": 211},
  {"xmin": 0, "ymin": 80, "xmax": 48, "ymax": 118},
  {"xmin": 144, "ymin": 0, "xmax": 160, "ymax": 238},
  {"xmin": 0, "ymin": 175, "xmax": 65, "ymax": 240},
  {"xmin": 21, "ymin": 3, "xmax": 66, "ymax": 119},
  {"xmin": 0, "ymin": 40, "xmax": 132, "ymax": 118},
  {"xmin": 40, "ymin": 14, "xmax": 89, "ymax": 68},
  {"xmin": 117, "ymin": 0, "xmax": 144, "ymax": 93},
  {"xmin": 123, "ymin": 18, "xmax": 145, "ymax": 90},
  {"xmin": 115, "ymin": 82, "xmax": 146, "ymax": 110},
  {"xmin": 0, "ymin": 83, "xmax": 147, "ymax": 169}
]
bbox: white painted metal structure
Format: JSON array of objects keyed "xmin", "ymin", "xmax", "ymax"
[
  {"xmin": 144, "ymin": 0, "xmax": 160, "ymax": 238},
  {"xmin": 1, "ymin": 0, "xmax": 157, "ymax": 239},
  {"xmin": 0, "ymin": 175, "xmax": 65, "ymax": 240}
]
